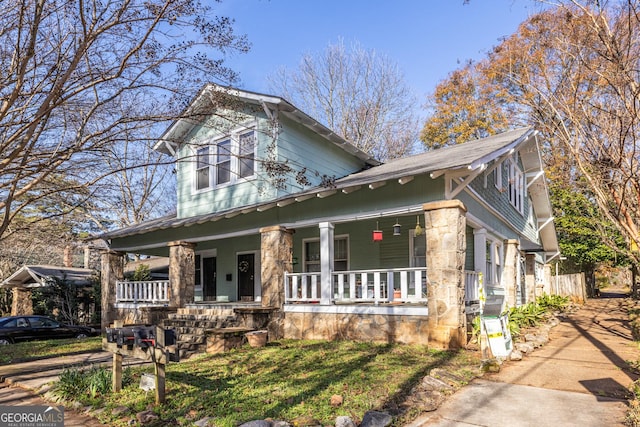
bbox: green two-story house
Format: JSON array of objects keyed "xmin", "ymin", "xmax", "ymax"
[{"xmin": 98, "ymin": 84, "xmax": 559, "ymax": 350}]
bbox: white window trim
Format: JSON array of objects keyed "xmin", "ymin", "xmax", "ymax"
[
  {"xmin": 408, "ymin": 229, "xmax": 427, "ymax": 268},
  {"xmin": 474, "ymin": 228, "xmax": 504, "ymax": 286},
  {"xmin": 192, "ymin": 123, "xmax": 257, "ymax": 192},
  {"xmin": 507, "ymin": 157, "xmax": 525, "ymax": 215},
  {"xmin": 302, "ymin": 234, "xmax": 350, "ymax": 273},
  {"xmin": 494, "ymin": 162, "xmax": 503, "ymax": 190},
  {"xmin": 485, "ymin": 239, "xmax": 503, "ymax": 286}
]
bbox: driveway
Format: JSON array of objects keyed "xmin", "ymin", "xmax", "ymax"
[{"xmin": 409, "ymin": 289, "xmax": 639, "ymax": 426}]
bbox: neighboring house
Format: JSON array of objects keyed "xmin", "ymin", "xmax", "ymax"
[
  {"xmin": 98, "ymin": 84, "xmax": 559, "ymax": 350},
  {"xmin": 1, "ymin": 265, "xmax": 97, "ymax": 316}
]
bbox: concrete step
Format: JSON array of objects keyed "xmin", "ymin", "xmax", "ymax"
[{"xmin": 176, "ymin": 307, "xmax": 236, "ymax": 317}]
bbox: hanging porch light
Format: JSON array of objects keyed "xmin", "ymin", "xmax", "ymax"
[
  {"xmin": 372, "ymin": 221, "xmax": 383, "ymax": 242},
  {"xmin": 393, "ymin": 218, "xmax": 402, "ymax": 236},
  {"xmin": 414, "ymin": 215, "xmax": 423, "ymax": 236}
]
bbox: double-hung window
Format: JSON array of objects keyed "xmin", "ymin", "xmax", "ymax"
[
  {"xmin": 216, "ymin": 138, "xmax": 232, "ymax": 185},
  {"xmin": 239, "ymin": 131, "xmax": 255, "ymax": 178},
  {"xmin": 194, "ymin": 127, "xmax": 256, "ymax": 191},
  {"xmin": 485, "ymin": 239, "xmax": 503, "ymax": 285},
  {"xmin": 303, "ymin": 236, "xmax": 349, "ymax": 272},
  {"xmin": 196, "ymin": 147, "xmax": 210, "ymax": 191}
]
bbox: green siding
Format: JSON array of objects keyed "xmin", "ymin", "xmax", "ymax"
[
  {"xmin": 466, "ymin": 156, "xmax": 540, "ymax": 244},
  {"xmin": 112, "ymin": 177, "xmax": 445, "ymax": 262},
  {"xmin": 276, "ymin": 115, "xmax": 366, "ymax": 189},
  {"xmin": 290, "ymin": 218, "xmax": 413, "ymax": 274},
  {"xmin": 175, "ymin": 109, "xmax": 368, "ymax": 218}
]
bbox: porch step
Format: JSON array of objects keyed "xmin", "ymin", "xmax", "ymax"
[
  {"xmin": 167, "ymin": 317, "xmax": 237, "ymax": 329},
  {"xmin": 162, "ymin": 307, "xmax": 276, "ymax": 359},
  {"xmin": 175, "ymin": 307, "xmax": 236, "ymax": 317},
  {"xmin": 177, "ymin": 334, "xmax": 206, "ymax": 345},
  {"xmin": 163, "ymin": 313, "xmax": 243, "ymax": 360},
  {"xmin": 168, "ymin": 313, "xmax": 234, "ymax": 321},
  {"xmin": 205, "ymin": 327, "xmax": 256, "ymax": 354}
]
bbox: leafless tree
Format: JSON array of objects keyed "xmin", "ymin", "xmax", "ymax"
[
  {"xmin": 0, "ymin": 0, "xmax": 249, "ymax": 241},
  {"xmin": 268, "ymin": 39, "xmax": 420, "ymax": 161},
  {"xmin": 490, "ymin": 0, "xmax": 640, "ymax": 263},
  {"xmin": 94, "ymin": 133, "xmax": 177, "ymax": 231}
]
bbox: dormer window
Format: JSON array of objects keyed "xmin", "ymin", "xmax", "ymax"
[{"xmin": 194, "ymin": 127, "xmax": 256, "ymax": 191}]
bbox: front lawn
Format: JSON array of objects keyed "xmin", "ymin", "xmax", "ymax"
[
  {"xmin": 79, "ymin": 340, "xmax": 480, "ymax": 426},
  {"xmin": 0, "ymin": 336, "xmax": 102, "ymax": 364}
]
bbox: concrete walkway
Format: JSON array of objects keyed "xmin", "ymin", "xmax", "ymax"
[
  {"xmin": 0, "ymin": 351, "xmax": 143, "ymax": 426},
  {"xmin": 409, "ymin": 290, "xmax": 640, "ymax": 426}
]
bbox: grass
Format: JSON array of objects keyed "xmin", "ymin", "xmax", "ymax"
[
  {"xmin": 59, "ymin": 340, "xmax": 480, "ymax": 427},
  {"xmin": 0, "ymin": 336, "xmax": 102, "ymax": 365}
]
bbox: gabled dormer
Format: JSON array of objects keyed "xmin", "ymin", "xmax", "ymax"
[{"xmin": 154, "ymin": 84, "xmax": 379, "ymax": 219}]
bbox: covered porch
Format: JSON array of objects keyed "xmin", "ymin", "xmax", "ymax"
[{"xmin": 102, "ymin": 200, "xmax": 476, "ymax": 348}]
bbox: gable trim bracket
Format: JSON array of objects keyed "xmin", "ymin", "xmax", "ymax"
[
  {"xmin": 526, "ymin": 170, "xmax": 545, "ymax": 189},
  {"xmin": 537, "ymin": 217, "xmax": 554, "ymax": 233},
  {"xmin": 444, "ymin": 164, "xmax": 487, "ymax": 199}
]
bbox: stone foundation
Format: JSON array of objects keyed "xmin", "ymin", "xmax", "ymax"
[
  {"xmin": 206, "ymin": 327, "xmax": 254, "ymax": 354},
  {"xmin": 109, "ymin": 306, "xmax": 177, "ymax": 328},
  {"xmin": 282, "ymin": 311, "xmax": 429, "ymax": 345}
]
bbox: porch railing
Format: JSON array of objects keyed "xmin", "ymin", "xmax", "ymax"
[
  {"xmin": 115, "ymin": 280, "xmax": 170, "ymax": 304},
  {"xmin": 464, "ymin": 270, "xmax": 480, "ymax": 303},
  {"xmin": 284, "ymin": 268, "xmax": 428, "ymax": 304}
]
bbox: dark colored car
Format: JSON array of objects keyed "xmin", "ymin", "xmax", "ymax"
[{"xmin": 0, "ymin": 315, "xmax": 95, "ymax": 344}]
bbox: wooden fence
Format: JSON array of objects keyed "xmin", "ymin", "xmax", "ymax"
[{"xmin": 552, "ymin": 273, "xmax": 587, "ymax": 303}]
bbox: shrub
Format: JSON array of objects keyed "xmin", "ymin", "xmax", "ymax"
[
  {"xmin": 506, "ymin": 294, "xmax": 569, "ymax": 339},
  {"xmin": 536, "ymin": 294, "xmax": 569, "ymax": 312},
  {"xmin": 53, "ymin": 365, "xmax": 133, "ymax": 403}
]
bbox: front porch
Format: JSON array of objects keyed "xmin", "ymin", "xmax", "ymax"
[{"xmin": 102, "ymin": 201, "xmax": 476, "ymax": 350}]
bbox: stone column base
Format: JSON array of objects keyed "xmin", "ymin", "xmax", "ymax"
[
  {"xmin": 428, "ymin": 325, "xmax": 467, "ymax": 350},
  {"xmin": 11, "ymin": 288, "xmax": 33, "ymax": 316}
]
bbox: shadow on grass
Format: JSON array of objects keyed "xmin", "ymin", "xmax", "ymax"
[{"xmin": 156, "ymin": 341, "xmax": 458, "ymax": 425}]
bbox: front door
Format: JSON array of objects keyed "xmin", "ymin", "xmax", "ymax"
[
  {"xmin": 203, "ymin": 257, "xmax": 217, "ymax": 301},
  {"xmin": 237, "ymin": 253, "xmax": 255, "ymax": 301}
]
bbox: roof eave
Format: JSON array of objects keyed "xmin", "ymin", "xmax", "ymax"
[{"xmin": 155, "ymin": 83, "xmax": 379, "ymax": 166}]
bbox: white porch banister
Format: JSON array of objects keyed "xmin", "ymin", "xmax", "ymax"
[
  {"xmin": 464, "ymin": 271, "xmax": 481, "ymax": 302},
  {"xmin": 285, "ymin": 267, "xmax": 428, "ymax": 304},
  {"xmin": 115, "ymin": 280, "xmax": 170, "ymax": 304}
]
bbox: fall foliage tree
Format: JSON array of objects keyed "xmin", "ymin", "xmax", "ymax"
[
  {"xmin": 421, "ymin": 62, "xmax": 514, "ymax": 148},
  {"xmin": 422, "ymin": 0, "xmax": 640, "ymax": 270}
]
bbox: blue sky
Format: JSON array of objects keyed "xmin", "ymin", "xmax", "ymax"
[{"xmin": 218, "ymin": 0, "xmax": 542, "ymax": 106}]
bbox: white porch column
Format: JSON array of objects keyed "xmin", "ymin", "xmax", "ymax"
[
  {"xmin": 319, "ymin": 222, "xmax": 334, "ymax": 305},
  {"xmin": 473, "ymin": 228, "xmax": 487, "ymax": 280}
]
